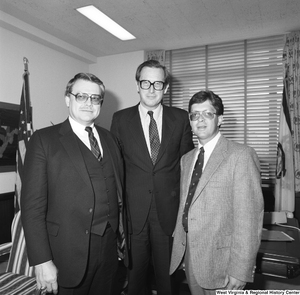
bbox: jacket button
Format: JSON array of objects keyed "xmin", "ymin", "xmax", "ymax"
[
  {"xmin": 89, "ymin": 208, "xmax": 93, "ymax": 213},
  {"xmin": 85, "ymin": 230, "xmax": 89, "ymax": 235}
]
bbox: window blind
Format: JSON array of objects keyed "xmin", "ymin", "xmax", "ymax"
[{"xmin": 164, "ymin": 35, "xmax": 284, "ymax": 188}]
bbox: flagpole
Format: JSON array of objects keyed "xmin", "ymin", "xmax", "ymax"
[
  {"xmin": 15, "ymin": 57, "xmax": 33, "ymax": 211},
  {"xmin": 23, "ymin": 57, "xmax": 29, "ymax": 72}
]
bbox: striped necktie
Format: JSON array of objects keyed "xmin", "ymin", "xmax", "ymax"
[
  {"xmin": 182, "ymin": 147, "xmax": 205, "ymax": 232},
  {"xmin": 148, "ymin": 111, "xmax": 160, "ymax": 165},
  {"xmin": 85, "ymin": 126, "xmax": 102, "ymax": 161}
]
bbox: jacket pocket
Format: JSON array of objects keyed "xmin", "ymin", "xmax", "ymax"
[{"xmin": 216, "ymin": 234, "xmax": 231, "ymax": 249}]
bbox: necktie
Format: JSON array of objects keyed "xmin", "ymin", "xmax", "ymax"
[
  {"xmin": 148, "ymin": 111, "xmax": 160, "ymax": 165},
  {"xmin": 85, "ymin": 126, "xmax": 102, "ymax": 161},
  {"xmin": 182, "ymin": 147, "xmax": 205, "ymax": 232}
]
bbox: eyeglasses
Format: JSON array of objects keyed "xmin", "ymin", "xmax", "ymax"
[
  {"xmin": 139, "ymin": 80, "xmax": 165, "ymax": 91},
  {"xmin": 69, "ymin": 92, "xmax": 103, "ymax": 105},
  {"xmin": 189, "ymin": 110, "xmax": 216, "ymax": 121}
]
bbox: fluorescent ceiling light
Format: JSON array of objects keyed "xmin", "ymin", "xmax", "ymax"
[{"xmin": 76, "ymin": 5, "xmax": 136, "ymax": 41}]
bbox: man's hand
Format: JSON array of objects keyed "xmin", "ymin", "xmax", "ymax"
[
  {"xmin": 224, "ymin": 275, "xmax": 246, "ymax": 290},
  {"xmin": 35, "ymin": 260, "xmax": 58, "ymax": 294}
]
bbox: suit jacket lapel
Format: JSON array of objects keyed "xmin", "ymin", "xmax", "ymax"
[
  {"xmin": 127, "ymin": 105, "xmax": 152, "ymax": 164},
  {"xmin": 191, "ymin": 135, "xmax": 228, "ymax": 205},
  {"xmin": 59, "ymin": 119, "xmax": 92, "ymax": 188},
  {"xmin": 156, "ymin": 105, "xmax": 176, "ymax": 164},
  {"xmin": 96, "ymin": 127, "xmax": 123, "ymax": 196},
  {"xmin": 96, "ymin": 126, "xmax": 126, "ymax": 261},
  {"xmin": 181, "ymin": 148, "xmax": 199, "ymax": 207}
]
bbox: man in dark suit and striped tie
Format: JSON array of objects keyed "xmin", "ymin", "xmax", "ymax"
[
  {"xmin": 111, "ymin": 60, "xmax": 194, "ymax": 295},
  {"xmin": 21, "ymin": 73, "xmax": 127, "ymax": 295}
]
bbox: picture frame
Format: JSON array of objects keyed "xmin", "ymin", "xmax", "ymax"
[
  {"xmin": 0, "ymin": 102, "xmax": 20, "ymax": 172},
  {"xmin": 145, "ymin": 50, "xmax": 165, "ymax": 65}
]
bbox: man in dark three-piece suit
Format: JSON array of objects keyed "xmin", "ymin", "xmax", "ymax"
[
  {"xmin": 21, "ymin": 73, "xmax": 127, "ymax": 295},
  {"xmin": 170, "ymin": 90, "xmax": 264, "ymax": 294},
  {"xmin": 111, "ymin": 60, "xmax": 194, "ymax": 295}
]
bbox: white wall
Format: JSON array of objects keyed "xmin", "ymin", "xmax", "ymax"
[
  {"xmin": 90, "ymin": 51, "xmax": 144, "ymax": 129},
  {"xmin": 0, "ymin": 25, "xmax": 144, "ymax": 194},
  {"xmin": 0, "ymin": 27, "xmax": 89, "ymax": 194},
  {"xmin": 0, "ymin": 27, "xmax": 89, "ymax": 130}
]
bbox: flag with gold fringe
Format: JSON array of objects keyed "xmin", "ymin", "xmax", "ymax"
[
  {"xmin": 15, "ymin": 58, "xmax": 33, "ymax": 211},
  {"xmin": 275, "ymin": 76, "xmax": 295, "ymax": 215}
]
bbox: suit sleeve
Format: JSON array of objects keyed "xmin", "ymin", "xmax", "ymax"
[
  {"xmin": 110, "ymin": 113, "xmax": 121, "ymax": 148},
  {"xmin": 179, "ymin": 111, "xmax": 194, "ymax": 156},
  {"xmin": 228, "ymin": 146, "xmax": 264, "ymax": 282},
  {"xmin": 21, "ymin": 131, "xmax": 53, "ymax": 266},
  {"xmin": 110, "ymin": 113, "xmax": 132, "ymax": 237}
]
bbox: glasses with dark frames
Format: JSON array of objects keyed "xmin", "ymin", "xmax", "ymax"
[
  {"xmin": 139, "ymin": 80, "xmax": 165, "ymax": 91},
  {"xmin": 69, "ymin": 92, "xmax": 103, "ymax": 105}
]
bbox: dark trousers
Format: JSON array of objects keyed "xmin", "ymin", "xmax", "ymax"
[
  {"xmin": 58, "ymin": 226, "xmax": 118, "ymax": 295},
  {"xmin": 127, "ymin": 199, "xmax": 173, "ymax": 295}
]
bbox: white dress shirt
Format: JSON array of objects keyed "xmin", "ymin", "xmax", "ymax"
[
  {"xmin": 138, "ymin": 103, "xmax": 163, "ymax": 156},
  {"xmin": 193, "ymin": 131, "xmax": 221, "ymax": 171},
  {"xmin": 68, "ymin": 116, "xmax": 103, "ymax": 156}
]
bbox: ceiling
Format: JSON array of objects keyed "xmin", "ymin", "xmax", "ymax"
[{"xmin": 1, "ymin": 0, "xmax": 300, "ymax": 62}]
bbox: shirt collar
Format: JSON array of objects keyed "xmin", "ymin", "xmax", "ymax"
[
  {"xmin": 198, "ymin": 131, "xmax": 221, "ymax": 152},
  {"xmin": 68, "ymin": 116, "xmax": 95, "ymax": 132},
  {"xmin": 138, "ymin": 103, "xmax": 163, "ymax": 121}
]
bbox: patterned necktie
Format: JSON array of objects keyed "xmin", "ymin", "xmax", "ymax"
[
  {"xmin": 148, "ymin": 111, "xmax": 160, "ymax": 165},
  {"xmin": 85, "ymin": 126, "xmax": 102, "ymax": 161},
  {"xmin": 182, "ymin": 147, "xmax": 205, "ymax": 232}
]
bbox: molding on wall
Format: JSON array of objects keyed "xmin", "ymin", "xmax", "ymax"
[{"xmin": 0, "ymin": 10, "xmax": 97, "ymax": 64}]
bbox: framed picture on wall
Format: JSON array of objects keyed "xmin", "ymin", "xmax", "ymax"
[
  {"xmin": 0, "ymin": 102, "xmax": 19, "ymax": 172},
  {"xmin": 145, "ymin": 50, "xmax": 165, "ymax": 65}
]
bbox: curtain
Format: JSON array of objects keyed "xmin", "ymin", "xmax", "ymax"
[{"xmin": 277, "ymin": 31, "xmax": 300, "ymax": 213}]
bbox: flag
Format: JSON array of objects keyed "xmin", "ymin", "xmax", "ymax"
[
  {"xmin": 275, "ymin": 76, "xmax": 295, "ymax": 215},
  {"xmin": 15, "ymin": 67, "xmax": 33, "ymax": 211}
]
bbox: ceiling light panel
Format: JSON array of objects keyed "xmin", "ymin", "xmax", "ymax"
[{"xmin": 76, "ymin": 5, "xmax": 136, "ymax": 41}]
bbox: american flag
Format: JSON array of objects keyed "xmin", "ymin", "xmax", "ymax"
[
  {"xmin": 274, "ymin": 75, "xmax": 295, "ymax": 214},
  {"xmin": 15, "ymin": 59, "xmax": 33, "ymax": 211}
]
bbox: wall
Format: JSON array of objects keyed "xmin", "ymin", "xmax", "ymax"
[
  {"xmin": 90, "ymin": 51, "xmax": 144, "ymax": 129},
  {"xmin": 0, "ymin": 26, "xmax": 87, "ymax": 194},
  {"xmin": 0, "ymin": 27, "xmax": 89, "ymax": 129},
  {"xmin": 0, "ymin": 25, "xmax": 144, "ymax": 194}
]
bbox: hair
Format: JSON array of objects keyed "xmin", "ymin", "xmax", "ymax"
[
  {"xmin": 64, "ymin": 73, "xmax": 105, "ymax": 98},
  {"xmin": 188, "ymin": 90, "xmax": 224, "ymax": 115},
  {"xmin": 135, "ymin": 59, "xmax": 170, "ymax": 86}
]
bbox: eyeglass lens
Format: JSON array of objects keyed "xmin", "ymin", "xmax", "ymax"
[
  {"xmin": 189, "ymin": 111, "xmax": 215, "ymax": 121},
  {"xmin": 140, "ymin": 80, "xmax": 164, "ymax": 91},
  {"xmin": 70, "ymin": 93, "xmax": 103, "ymax": 105}
]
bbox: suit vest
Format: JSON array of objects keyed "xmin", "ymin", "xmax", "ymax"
[{"xmin": 77, "ymin": 137, "xmax": 119, "ymax": 236}]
